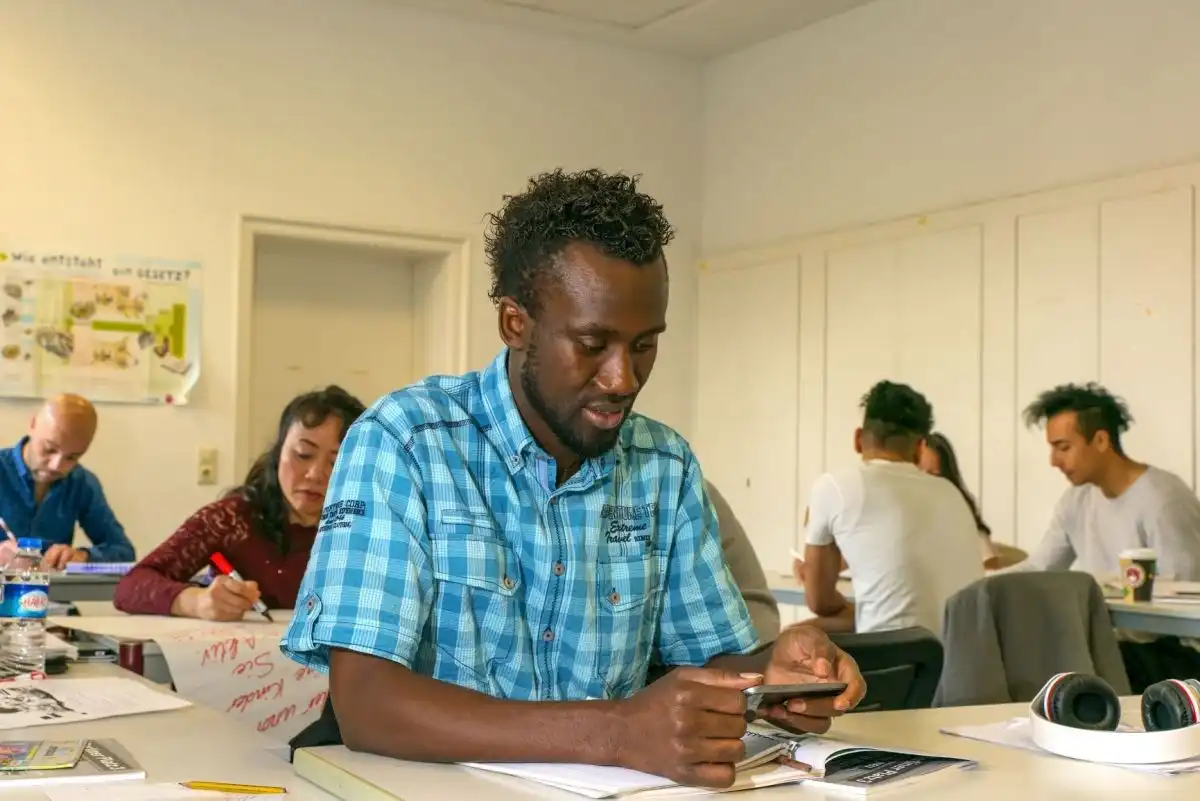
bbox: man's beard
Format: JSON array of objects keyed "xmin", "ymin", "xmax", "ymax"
[{"xmin": 520, "ymin": 342, "xmax": 625, "ymax": 460}]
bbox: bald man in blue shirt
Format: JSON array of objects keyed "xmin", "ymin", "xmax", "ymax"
[{"xmin": 0, "ymin": 394, "xmax": 135, "ymax": 568}]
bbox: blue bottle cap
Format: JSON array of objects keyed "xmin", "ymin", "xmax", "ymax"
[{"xmin": 16, "ymin": 538, "xmax": 41, "ymax": 550}]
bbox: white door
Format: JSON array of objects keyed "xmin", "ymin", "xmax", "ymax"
[{"xmin": 249, "ymin": 235, "xmax": 415, "ymax": 457}]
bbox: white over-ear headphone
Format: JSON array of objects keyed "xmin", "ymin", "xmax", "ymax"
[{"xmin": 1028, "ymin": 672, "xmax": 1200, "ymax": 764}]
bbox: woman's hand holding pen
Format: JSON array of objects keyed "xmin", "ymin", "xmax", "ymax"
[{"xmin": 176, "ymin": 575, "xmax": 262, "ymax": 621}]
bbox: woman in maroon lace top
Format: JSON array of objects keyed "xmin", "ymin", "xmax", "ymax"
[{"xmin": 113, "ymin": 385, "xmax": 366, "ymax": 620}]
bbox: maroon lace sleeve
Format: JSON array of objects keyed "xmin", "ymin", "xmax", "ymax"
[{"xmin": 113, "ymin": 496, "xmax": 252, "ymax": 616}]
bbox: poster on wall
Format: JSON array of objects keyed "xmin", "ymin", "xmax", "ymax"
[{"xmin": 0, "ymin": 244, "xmax": 201, "ymax": 405}]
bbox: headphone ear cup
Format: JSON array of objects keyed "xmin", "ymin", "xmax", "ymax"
[
  {"xmin": 1142, "ymin": 679, "xmax": 1200, "ymax": 732},
  {"xmin": 1042, "ymin": 673, "xmax": 1121, "ymax": 731}
]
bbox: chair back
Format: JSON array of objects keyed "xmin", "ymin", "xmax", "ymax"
[{"xmin": 829, "ymin": 626, "xmax": 943, "ymax": 712}]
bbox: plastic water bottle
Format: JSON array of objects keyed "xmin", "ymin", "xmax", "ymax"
[{"xmin": 0, "ymin": 538, "xmax": 49, "ymax": 677}]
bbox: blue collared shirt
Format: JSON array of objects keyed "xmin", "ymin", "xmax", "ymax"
[
  {"xmin": 282, "ymin": 349, "xmax": 757, "ymax": 701},
  {"xmin": 0, "ymin": 438, "xmax": 136, "ymax": 563}
]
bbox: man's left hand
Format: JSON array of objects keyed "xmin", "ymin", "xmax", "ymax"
[
  {"xmin": 758, "ymin": 624, "xmax": 866, "ymax": 734},
  {"xmin": 41, "ymin": 544, "xmax": 88, "ymax": 571}
]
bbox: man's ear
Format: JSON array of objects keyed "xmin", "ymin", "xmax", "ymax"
[
  {"xmin": 853, "ymin": 428, "xmax": 863, "ymax": 454},
  {"xmin": 497, "ymin": 297, "xmax": 532, "ymax": 351},
  {"xmin": 1092, "ymin": 429, "xmax": 1112, "ymax": 453}
]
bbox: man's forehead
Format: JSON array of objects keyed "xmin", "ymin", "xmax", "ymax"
[{"xmin": 542, "ymin": 243, "xmax": 667, "ymax": 325}]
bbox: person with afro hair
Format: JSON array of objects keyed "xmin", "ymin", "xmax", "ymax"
[{"xmin": 283, "ymin": 168, "xmax": 864, "ymax": 787}]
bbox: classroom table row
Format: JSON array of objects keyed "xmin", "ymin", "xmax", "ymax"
[
  {"xmin": 766, "ymin": 572, "xmax": 1200, "ymax": 638},
  {"xmin": 47, "ymin": 572, "xmax": 121, "ymax": 603},
  {"xmin": 8, "ymin": 661, "xmax": 1198, "ymax": 800}
]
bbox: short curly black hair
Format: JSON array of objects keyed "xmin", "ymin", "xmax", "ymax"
[
  {"xmin": 859, "ymin": 380, "xmax": 934, "ymax": 453},
  {"xmin": 1023, "ymin": 382, "xmax": 1133, "ymax": 454},
  {"xmin": 484, "ymin": 168, "xmax": 675, "ymax": 314}
]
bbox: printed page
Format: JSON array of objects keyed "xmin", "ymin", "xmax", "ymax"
[{"xmin": 0, "ymin": 678, "xmax": 188, "ymax": 730}]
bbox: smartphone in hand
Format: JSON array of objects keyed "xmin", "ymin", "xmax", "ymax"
[{"xmin": 743, "ymin": 682, "xmax": 849, "ymax": 714}]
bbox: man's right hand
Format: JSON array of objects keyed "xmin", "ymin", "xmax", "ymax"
[
  {"xmin": 192, "ymin": 574, "xmax": 261, "ymax": 621},
  {"xmin": 616, "ymin": 667, "xmax": 763, "ymax": 788}
]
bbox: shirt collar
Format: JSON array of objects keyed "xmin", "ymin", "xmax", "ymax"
[
  {"xmin": 10, "ymin": 437, "xmax": 31, "ymax": 483},
  {"xmin": 479, "ymin": 348, "xmax": 621, "ymax": 478},
  {"xmin": 480, "ymin": 349, "xmax": 538, "ymax": 475}
]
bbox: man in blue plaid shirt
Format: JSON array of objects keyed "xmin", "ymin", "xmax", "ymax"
[{"xmin": 282, "ymin": 168, "xmax": 864, "ymax": 787}]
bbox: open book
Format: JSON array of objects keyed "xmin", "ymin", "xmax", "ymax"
[
  {"xmin": 761, "ymin": 725, "xmax": 977, "ymax": 794},
  {"xmin": 460, "ymin": 725, "xmax": 974, "ymax": 798}
]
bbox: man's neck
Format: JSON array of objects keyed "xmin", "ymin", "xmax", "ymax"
[
  {"xmin": 505, "ymin": 358, "xmax": 582, "ymax": 484},
  {"xmin": 1093, "ymin": 456, "xmax": 1148, "ymax": 499}
]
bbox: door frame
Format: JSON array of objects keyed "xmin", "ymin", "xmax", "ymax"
[{"xmin": 234, "ymin": 215, "xmax": 470, "ymax": 476}]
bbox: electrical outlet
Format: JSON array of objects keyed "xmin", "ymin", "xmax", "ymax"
[{"xmin": 197, "ymin": 447, "xmax": 218, "ymax": 486}]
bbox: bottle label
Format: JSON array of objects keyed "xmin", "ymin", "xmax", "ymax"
[{"xmin": 0, "ymin": 583, "xmax": 49, "ymax": 619}]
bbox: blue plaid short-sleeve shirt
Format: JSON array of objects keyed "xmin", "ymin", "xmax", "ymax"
[{"xmin": 281, "ymin": 349, "xmax": 758, "ymax": 701}]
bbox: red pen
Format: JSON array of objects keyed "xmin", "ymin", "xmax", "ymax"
[{"xmin": 210, "ymin": 552, "xmax": 273, "ymax": 622}]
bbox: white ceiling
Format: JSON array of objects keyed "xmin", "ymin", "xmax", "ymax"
[{"xmin": 382, "ymin": 0, "xmax": 881, "ymax": 58}]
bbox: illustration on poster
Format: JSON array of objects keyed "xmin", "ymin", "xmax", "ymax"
[{"xmin": 0, "ymin": 245, "xmax": 202, "ymax": 404}]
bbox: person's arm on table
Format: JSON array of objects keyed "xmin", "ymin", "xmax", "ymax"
[
  {"xmin": 1007, "ymin": 490, "xmax": 1077, "ymax": 573},
  {"xmin": 1144, "ymin": 496, "xmax": 1200, "ymax": 581},
  {"xmin": 287, "ymin": 420, "xmax": 768, "ymax": 788},
  {"xmin": 113, "ymin": 497, "xmax": 260, "ymax": 619},
  {"xmin": 43, "ymin": 474, "xmax": 136, "ymax": 568},
  {"xmin": 800, "ymin": 474, "xmax": 851, "ymax": 617},
  {"xmin": 659, "ymin": 462, "xmax": 865, "ymax": 735}
]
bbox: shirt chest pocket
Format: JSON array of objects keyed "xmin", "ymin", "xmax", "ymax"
[
  {"xmin": 594, "ymin": 550, "xmax": 661, "ymax": 699},
  {"xmin": 430, "ymin": 509, "xmax": 520, "ymax": 677}
]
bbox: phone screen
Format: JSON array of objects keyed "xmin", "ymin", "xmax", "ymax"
[{"xmin": 744, "ymin": 682, "xmax": 848, "ymax": 712}]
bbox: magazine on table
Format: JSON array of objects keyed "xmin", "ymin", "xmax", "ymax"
[
  {"xmin": 749, "ymin": 723, "xmax": 977, "ymax": 795},
  {"xmin": 0, "ymin": 739, "xmax": 144, "ymax": 788}
]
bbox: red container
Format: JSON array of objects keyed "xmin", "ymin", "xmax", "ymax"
[{"xmin": 118, "ymin": 641, "xmax": 144, "ymax": 676}]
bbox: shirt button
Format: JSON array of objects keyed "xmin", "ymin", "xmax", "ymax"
[
  {"xmin": 542, "ymin": 628, "xmax": 554, "ymax": 642},
  {"xmin": 502, "ymin": 576, "xmax": 516, "ymax": 590},
  {"xmin": 553, "ymin": 562, "xmax": 565, "ymax": 576},
  {"xmin": 609, "ymin": 591, "xmax": 621, "ymax": 605}
]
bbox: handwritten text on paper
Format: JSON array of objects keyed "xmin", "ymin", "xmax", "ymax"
[{"xmin": 153, "ymin": 621, "xmax": 328, "ymax": 742}]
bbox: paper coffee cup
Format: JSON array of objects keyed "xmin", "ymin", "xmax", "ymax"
[{"xmin": 1119, "ymin": 548, "xmax": 1157, "ymax": 602}]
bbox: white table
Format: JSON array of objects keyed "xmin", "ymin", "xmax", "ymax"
[
  {"xmin": 768, "ymin": 572, "xmax": 1200, "ymax": 638},
  {"xmin": 299, "ymin": 695, "xmax": 1200, "ymax": 799},
  {"xmin": 0, "ymin": 663, "xmax": 334, "ymax": 800}
]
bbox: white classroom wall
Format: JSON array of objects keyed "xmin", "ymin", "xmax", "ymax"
[
  {"xmin": 0, "ymin": 0, "xmax": 704, "ymax": 554},
  {"xmin": 702, "ymin": 0, "xmax": 1200, "ymax": 252},
  {"xmin": 697, "ymin": 0, "xmax": 1200, "ymax": 570}
]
